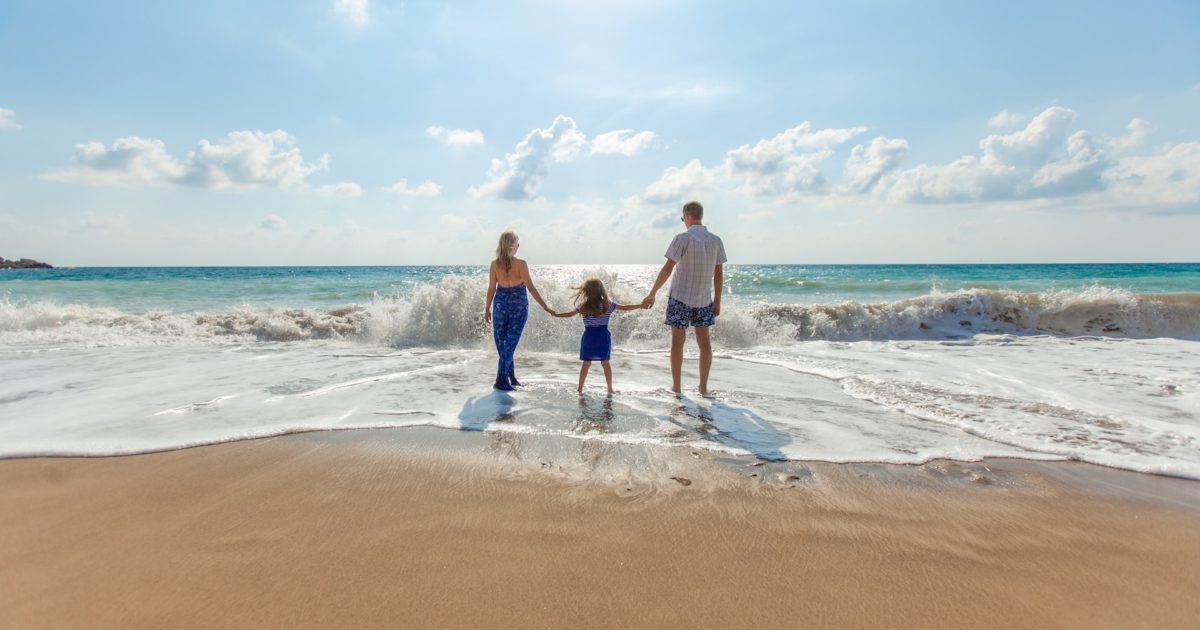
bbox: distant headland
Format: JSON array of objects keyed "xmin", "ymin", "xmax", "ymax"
[{"xmin": 0, "ymin": 257, "xmax": 53, "ymax": 269}]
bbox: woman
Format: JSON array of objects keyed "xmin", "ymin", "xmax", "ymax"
[{"xmin": 484, "ymin": 231, "xmax": 552, "ymax": 391}]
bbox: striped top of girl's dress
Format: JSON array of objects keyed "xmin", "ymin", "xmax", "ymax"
[{"xmin": 580, "ymin": 302, "xmax": 618, "ymax": 327}]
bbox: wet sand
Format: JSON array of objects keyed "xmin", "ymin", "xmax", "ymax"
[{"xmin": 1, "ymin": 428, "xmax": 1198, "ymax": 629}]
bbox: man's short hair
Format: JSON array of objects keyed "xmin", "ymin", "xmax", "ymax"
[{"xmin": 682, "ymin": 201, "xmax": 704, "ymax": 220}]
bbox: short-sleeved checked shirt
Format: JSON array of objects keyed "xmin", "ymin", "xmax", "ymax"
[{"xmin": 665, "ymin": 225, "xmax": 727, "ymax": 308}]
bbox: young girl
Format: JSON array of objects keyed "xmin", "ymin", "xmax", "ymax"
[{"xmin": 553, "ymin": 278, "xmax": 644, "ymax": 394}]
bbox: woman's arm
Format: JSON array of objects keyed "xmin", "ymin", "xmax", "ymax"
[
  {"xmin": 484, "ymin": 262, "xmax": 497, "ymax": 323},
  {"xmin": 519, "ymin": 260, "xmax": 552, "ymax": 312}
]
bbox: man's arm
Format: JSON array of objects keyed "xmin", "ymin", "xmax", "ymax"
[
  {"xmin": 713, "ymin": 264, "xmax": 723, "ymax": 317},
  {"xmin": 641, "ymin": 259, "xmax": 676, "ymax": 309}
]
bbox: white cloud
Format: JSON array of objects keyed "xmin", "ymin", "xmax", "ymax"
[
  {"xmin": 591, "ymin": 129, "xmax": 656, "ymax": 156},
  {"xmin": 885, "ymin": 107, "xmax": 1200, "ymax": 205},
  {"xmin": 382, "ymin": 178, "xmax": 442, "ymax": 197},
  {"xmin": 0, "ymin": 108, "xmax": 19, "ymax": 130},
  {"xmin": 427, "ymin": 126, "xmax": 485, "ymax": 148},
  {"xmin": 979, "ymin": 106, "xmax": 1076, "ymax": 168},
  {"xmin": 889, "ymin": 156, "xmax": 1017, "ymax": 203},
  {"xmin": 723, "ymin": 122, "xmax": 866, "ymax": 195},
  {"xmin": 842, "ymin": 136, "xmax": 908, "ymax": 193},
  {"xmin": 1111, "ymin": 118, "xmax": 1151, "ymax": 153},
  {"xmin": 180, "ymin": 130, "xmax": 329, "ymax": 191},
  {"xmin": 651, "ymin": 210, "xmax": 681, "ymax": 229},
  {"xmin": 643, "ymin": 159, "xmax": 715, "ymax": 204},
  {"xmin": 260, "ymin": 215, "xmax": 288, "ymax": 231},
  {"xmin": 44, "ymin": 130, "xmax": 331, "ymax": 192},
  {"xmin": 332, "ymin": 0, "xmax": 369, "ymax": 26},
  {"xmin": 890, "ymin": 107, "xmax": 1098, "ymax": 203},
  {"xmin": 1030, "ymin": 130, "xmax": 1107, "ymax": 196},
  {"xmin": 42, "ymin": 136, "xmax": 185, "ymax": 187},
  {"xmin": 1103, "ymin": 142, "xmax": 1200, "ymax": 205},
  {"xmin": 470, "ymin": 115, "xmax": 586, "ymax": 200},
  {"xmin": 315, "ymin": 181, "xmax": 364, "ymax": 197},
  {"xmin": 987, "ymin": 110, "xmax": 1026, "ymax": 130}
]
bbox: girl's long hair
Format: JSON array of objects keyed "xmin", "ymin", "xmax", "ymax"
[
  {"xmin": 572, "ymin": 278, "xmax": 610, "ymax": 317},
  {"xmin": 495, "ymin": 231, "xmax": 518, "ymax": 272}
]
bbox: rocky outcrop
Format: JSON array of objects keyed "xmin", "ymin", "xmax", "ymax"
[{"xmin": 0, "ymin": 257, "xmax": 53, "ymax": 269}]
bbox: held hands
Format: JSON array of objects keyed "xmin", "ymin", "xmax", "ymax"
[{"xmin": 640, "ymin": 295, "xmax": 655, "ymax": 309}]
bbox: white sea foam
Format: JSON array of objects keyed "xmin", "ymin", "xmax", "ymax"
[{"xmin": 2, "ymin": 282, "xmax": 1197, "ymax": 349}]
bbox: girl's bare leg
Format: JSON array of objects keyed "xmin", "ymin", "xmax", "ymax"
[
  {"xmin": 601, "ymin": 361, "xmax": 613, "ymax": 395},
  {"xmin": 577, "ymin": 361, "xmax": 591, "ymax": 393}
]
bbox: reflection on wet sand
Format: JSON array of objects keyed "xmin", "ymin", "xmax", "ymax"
[{"xmin": 574, "ymin": 395, "xmax": 614, "ymax": 434}]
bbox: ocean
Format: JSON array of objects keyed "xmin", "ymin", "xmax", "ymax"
[{"xmin": 2, "ymin": 264, "xmax": 1198, "ymax": 477}]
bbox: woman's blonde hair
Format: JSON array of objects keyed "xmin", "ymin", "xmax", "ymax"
[
  {"xmin": 495, "ymin": 231, "xmax": 518, "ymax": 272},
  {"xmin": 572, "ymin": 278, "xmax": 610, "ymax": 317}
]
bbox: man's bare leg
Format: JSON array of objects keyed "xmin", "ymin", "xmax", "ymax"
[
  {"xmin": 670, "ymin": 327, "xmax": 686, "ymax": 394},
  {"xmin": 695, "ymin": 325, "xmax": 713, "ymax": 396}
]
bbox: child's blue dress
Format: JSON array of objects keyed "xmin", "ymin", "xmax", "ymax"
[{"xmin": 579, "ymin": 302, "xmax": 617, "ymax": 361}]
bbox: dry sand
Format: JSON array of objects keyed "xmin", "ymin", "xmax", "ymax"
[{"xmin": 1, "ymin": 428, "xmax": 1198, "ymax": 629}]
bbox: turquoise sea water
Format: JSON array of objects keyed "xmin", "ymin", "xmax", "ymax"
[{"xmin": 3, "ymin": 263, "xmax": 1197, "ymax": 313}]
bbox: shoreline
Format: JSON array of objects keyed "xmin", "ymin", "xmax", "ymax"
[
  {"xmin": 4, "ymin": 422, "xmax": 1200, "ymax": 489},
  {"xmin": 2, "ymin": 428, "xmax": 1198, "ymax": 628}
]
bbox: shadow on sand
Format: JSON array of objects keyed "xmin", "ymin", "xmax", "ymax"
[
  {"xmin": 665, "ymin": 395, "xmax": 791, "ymax": 462},
  {"xmin": 457, "ymin": 390, "xmax": 517, "ymax": 431}
]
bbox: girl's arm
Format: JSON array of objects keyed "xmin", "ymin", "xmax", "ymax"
[
  {"xmin": 484, "ymin": 262, "xmax": 497, "ymax": 323},
  {"xmin": 519, "ymin": 260, "xmax": 552, "ymax": 313},
  {"xmin": 551, "ymin": 309, "xmax": 577, "ymax": 318},
  {"xmin": 615, "ymin": 303, "xmax": 643, "ymax": 311}
]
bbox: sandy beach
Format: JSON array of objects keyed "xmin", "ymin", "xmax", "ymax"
[{"xmin": 1, "ymin": 428, "xmax": 1197, "ymax": 629}]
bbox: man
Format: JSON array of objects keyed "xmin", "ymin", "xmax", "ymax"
[{"xmin": 642, "ymin": 200, "xmax": 727, "ymax": 396}]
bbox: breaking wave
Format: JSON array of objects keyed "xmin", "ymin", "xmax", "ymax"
[{"xmin": 2, "ymin": 276, "xmax": 1198, "ymax": 348}]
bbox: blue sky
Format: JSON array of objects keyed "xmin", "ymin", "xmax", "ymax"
[{"xmin": 1, "ymin": 0, "xmax": 1198, "ymax": 265}]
